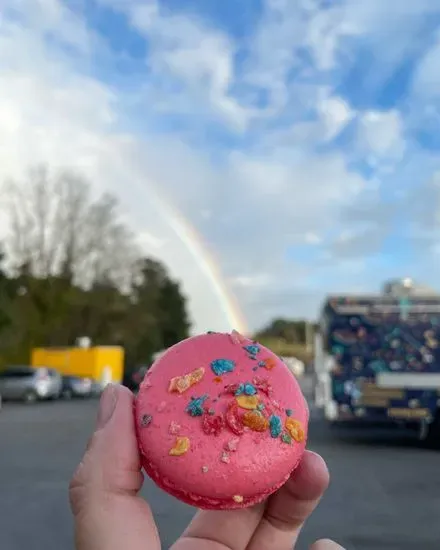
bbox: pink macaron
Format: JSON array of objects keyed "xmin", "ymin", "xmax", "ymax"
[{"xmin": 135, "ymin": 331, "xmax": 309, "ymax": 510}]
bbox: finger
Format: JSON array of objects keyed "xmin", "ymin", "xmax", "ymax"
[
  {"xmin": 172, "ymin": 503, "xmax": 265, "ymax": 550},
  {"xmin": 247, "ymin": 450, "xmax": 330, "ymax": 550},
  {"xmin": 310, "ymin": 539, "xmax": 346, "ymax": 549},
  {"xmin": 69, "ymin": 384, "xmax": 160, "ymax": 550}
]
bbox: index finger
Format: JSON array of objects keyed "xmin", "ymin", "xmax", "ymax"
[{"xmin": 246, "ymin": 450, "xmax": 330, "ymax": 550}]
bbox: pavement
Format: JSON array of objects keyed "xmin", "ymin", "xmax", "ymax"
[{"xmin": 1, "ymin": 387, "xmax": 440, "ymax": 550}]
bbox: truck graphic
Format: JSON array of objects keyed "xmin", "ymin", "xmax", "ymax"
[{"xmin": 314, "ymin": 279, "xmax": 440, "ymax": 446}]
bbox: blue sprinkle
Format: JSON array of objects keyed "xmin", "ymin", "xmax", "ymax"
[
  {"xmin": 258, "ymin": 361, "xmax": 266, "ymax": 367},
  {"xmin": 244, "ymin": 383, "xmax": 257, "ymax": 396},
  {"xmin": 186, "ymin": 395, "xmax": 208, "ymax": 417},
  {"xmin": 269, "ymin": 415, "xmax": 282, "ymax": 438},
  {"xmin": 211, "ymin": 358, "xmax": 236, "ymax": 376},
  {"xmin": 249, "ymin": 356, "xmax": 257, "ymax": 361},
  {"xmin": 235, "ymin": 382, "xmax": 257, "ymax": 396},
  {"xmin": 286, "ymin": 409, "xmax": 293, "ymax": 417},
  {"xmin": 252, "ymin": 366, "xmax": 258, "ymax": 371},
  {"xmin": 244, "ymin": 344, "xmax": 260, "ymax": 356}
]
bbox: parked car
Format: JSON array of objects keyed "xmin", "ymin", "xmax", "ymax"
[
  {"xmin": 0, "ymin": 366, "xmax": 62, "ymax": 403},
  {"xmin": 61, "ymin": 375, "xmax": 93, "ymax": 399},
  {"xmin": 90, "ymin": 381, "xmax": 104, "ymax": 397},
  {"xmin": 281, "ymin": 356, "xmax": 305, "ymax": 378}
]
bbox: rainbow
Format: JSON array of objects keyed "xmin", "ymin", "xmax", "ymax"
[{"xmin": 141, "ymin": 185, "xmax": 248, "ymax": 335}]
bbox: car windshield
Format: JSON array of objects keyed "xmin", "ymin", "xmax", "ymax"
[{"xmin": 0, "ymin": 368, "xmax": 34, "ymax": 378}]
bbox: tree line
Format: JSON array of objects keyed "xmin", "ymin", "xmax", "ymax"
[
  {"xmin": 0, "ymin": 165, "xmax": 190, "ymax": 373},
  {"xmin": 255, "ymin": 318, "xmax": 317, "ymax": 345},
  {"xmin": 255, "ymin": 318, "xmax": 317, "ymax": 363}
]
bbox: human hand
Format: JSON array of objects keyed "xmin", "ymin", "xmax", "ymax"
[{"xmin": 70, "ymin": 384, "xmax": 344, "ymax": 550}]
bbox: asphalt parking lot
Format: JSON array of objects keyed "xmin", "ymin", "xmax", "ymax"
[{"xmin": 1, "ymin": 398, "xmax": 440, "ymax": 550}]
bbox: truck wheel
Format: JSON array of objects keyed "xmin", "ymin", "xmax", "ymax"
[{"xmin": 424, "ymin": 413, "xmax": 440, "ymax": 450}]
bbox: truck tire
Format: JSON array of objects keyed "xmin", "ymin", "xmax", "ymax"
[{"xmin": 424, "ymin": 412, "xmax": 440, "ymax": 450}]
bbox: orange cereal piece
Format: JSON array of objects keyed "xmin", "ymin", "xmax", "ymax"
[
  {"xmin": 242, "ymin": 410, "xmax": 269, "ymax": 432},
  {"xmin": 169, "ymin": 436, "xmax": 190, "ymax": 456},
  {"xmin": 263, "ymin": 357, "xmax": 277, "ymax": 370},
  {"xmin": 213, "ymin": 376, "xmax": 223, "ymax": 383},
  {"xmin": 169, "ymin": 367, "xmax": 205, "ymax": 394},
  {"xmin": 190, "ymin": 367, "xmax": 205, "ymax": 383},
  {"xmin": 285, "ymin": 418, "xmax": 305, "ymax": 442},
  {"xmin": 236, "ymin": 394, "xmax": 259, "ymax": 410}
]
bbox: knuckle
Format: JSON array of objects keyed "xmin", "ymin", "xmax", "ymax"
[{"xmin": 69, "ymin": 462, "xmax": 88, "ymax": 516}]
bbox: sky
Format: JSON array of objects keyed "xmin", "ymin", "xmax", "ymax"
[{"xmin": 1, "ymin": 0, "xmax": 440, "ymax": 334}]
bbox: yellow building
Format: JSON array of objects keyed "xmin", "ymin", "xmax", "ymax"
[{"xmin": 31, "ymin": 346, "xmax": 124, "ymax": 385}]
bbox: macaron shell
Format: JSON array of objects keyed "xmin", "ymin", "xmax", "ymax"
[{"xmin": 135, "ymin": 332, "xmax": 308, "ymax": 509}]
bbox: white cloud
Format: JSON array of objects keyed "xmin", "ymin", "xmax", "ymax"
[
  {"xmin": 103, "ymin": 0, "xmax": 253, "ymax": 130},
  {"xmin": 357, "ymin": 109, "xmax": 405, "ymax": 162},
  {"xmin": 304, "ymin": 232, "xmax": 322, "ymax": 245},
  {"xmin": 138, "ymin": 231, "xmax": 167, "ymax": 250},
  {"xmin": 1, "ymin": 0, "xmax": 440, "ymax": 334},
  {"xmin": 5, "ymin": 0, "xmax": 92, "ymax": 55},
  {"xmin": 412, "ymin": 30, "xmax": 440, "ymax": 102},
  {"xmin": 318, "ymin": 95, "xmax": 354, "ymax": 140},
  {"xmin": 231, "ymin": 274, "xmax": 272, "ymax": 289},
  {"xmin": 304, "ymin": 2, "xmax": 360, "ymax": 71}
]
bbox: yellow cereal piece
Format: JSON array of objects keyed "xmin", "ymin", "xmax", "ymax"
[
  {"xmin": 285, "ymin": 418, "xmax": 305, "ymax": 442},
  {"xmin": 233, "ymin": 495, "xmax": 244, "ymax": 503},
  {"xmin": 169, "ymin": 436, "xmax": 190, "ymax": 456},
  {"xmin": 236, "ymin": 394, "xmax": 259, "ymax": 410}
]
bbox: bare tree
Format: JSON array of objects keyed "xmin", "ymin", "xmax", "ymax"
[{"xmin": 2, "ymin": 164, "xmax": 139, "ymax": 289}]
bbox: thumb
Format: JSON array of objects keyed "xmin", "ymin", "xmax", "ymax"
[{"xmin": 69, "ymin": 384, "xmax": 160, "ymax": 550}]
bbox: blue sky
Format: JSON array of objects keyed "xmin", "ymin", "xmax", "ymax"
[{"xmin": 1, "ymin": 0, "xmax": 440, "ymax": 332}]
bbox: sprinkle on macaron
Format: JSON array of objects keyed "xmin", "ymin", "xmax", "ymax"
[
  {"xmin": 169, "ymin": 437, "xmax": 190, "ymax": 456},
  {"xmin": 211, "ymin": 358, "xmax": 236, "ymax": 376},
  {"xmin": 141, "ymin": 414, "xmax": 152, "ymax": 427}
]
